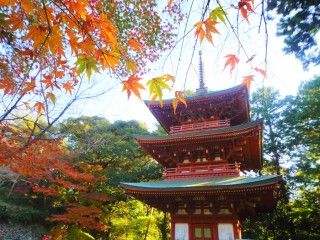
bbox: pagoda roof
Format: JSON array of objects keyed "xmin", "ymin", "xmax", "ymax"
[
  {"xmin": 137, "ymin": 119, "xmax": 262, "ymax": 143},
  {"xmin": 122, "ymin": 175, "xmax": 281, "ymax": 214},
  {"xmin": 136, "ymin": 119, "xmax": 263, "ymax": 170},
  {"xmin": 145, "ymin": 83, "xmax": 250, "ymax": 133},
  {"xmin": 121, "ymin": 175, "xmax": 281, "ymax": 192}
]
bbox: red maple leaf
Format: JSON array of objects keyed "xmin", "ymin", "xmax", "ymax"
[
  {"xmin": 238, "ymin": 0, "xmax": 255, "ymax": 24},
  {"xmin": 223, "ymin": 54, "xmax": 240, "ymax": 74},
  {"xmin": 254, "ymin": 67, "xmax": 267, "ymax": 78},
  {"xmin": 63, "ymin": 81, "xmax": 74, "ymax": 94}
]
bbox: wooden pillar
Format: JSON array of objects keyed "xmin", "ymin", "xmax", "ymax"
[
  {"xmin": 170, "ymin": 217, "xmax": 175, "ymax": 240},
  {"xmin": 235, "ymin": 220, "xmax": 242, "ymax": 239}
]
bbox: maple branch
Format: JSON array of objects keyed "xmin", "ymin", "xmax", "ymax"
[
  {"xmin": 258, "ymin": 0, "xmax": 269, "ymax": 71},
  {"xmin": 0, "ymin": 93, "xmax": 25, "ymax": 122},
  {"xmin": 173, "ymin": 0, "xmax": 196, "ymax": 82},
  {"xmin": 40, "ymin": 81, "xmax": 51, "ymax": 125},
  {"xmin": 25, "ymin": 115, "xmax": 41, "ymax": 146},
  {"xmin": 0, "ymin": 31, "xmax": 51, "ymax": 122},
  {"xmin": 215, "ymin": 0, "xmax": 251, "ymax": 62},
  {"xmin": 42, "ymin": 0, "xmax": 52, "ymax": 33},
  {"xmin": 51, "ymin": 0, "xmax": 123, "ymax": 82},
  {"xmin": 182, "ymin": 0, "xmax": 210, "ymax": 90}
]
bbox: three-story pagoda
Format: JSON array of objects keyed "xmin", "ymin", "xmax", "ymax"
[{"xmin": 122, "ymin": 54, "xmax": 281, "ymax": 240}]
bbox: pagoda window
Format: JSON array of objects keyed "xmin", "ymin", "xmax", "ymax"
[
  {"xmin": 175, "ymin": 223, "xmax": 189, "ymax": 240},
  {"xmin": 217, "ymin": 224, "xmax": 235, "ymax": 240}
]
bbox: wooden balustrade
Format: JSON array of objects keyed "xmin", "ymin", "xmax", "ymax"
[
  {"xmin": 169, "ymin": 119, "xmax": 230, "ymax": 134},
  {"xmin": 164, "ymin": 163, "xmax": 240, "ymax": 179}
]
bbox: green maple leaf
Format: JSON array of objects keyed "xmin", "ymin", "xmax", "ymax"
[
  {"xmin": 147, "ymin": 74, "xmax": 174, "ymax": 106},
  {"xmin": 75, "ymin": 55, "xmax": 98, "ymax": 79},
  {"xmin": 209, "ymin": 7, "xmax": 227, "ymax": 24}
]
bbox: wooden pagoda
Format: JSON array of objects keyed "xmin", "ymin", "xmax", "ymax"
[{"xmin": 122, "ymin": 54, "xmax": 281, "ymax": 240}]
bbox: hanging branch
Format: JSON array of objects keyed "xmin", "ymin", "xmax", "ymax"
[{"xmin": 183, "ymin": 0, "xmax": 211, "ymax": 90}]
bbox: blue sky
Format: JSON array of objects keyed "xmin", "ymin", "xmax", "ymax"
[{"xmin": 66, "ymin": 1, "xmax": 319, "ymax": 130}]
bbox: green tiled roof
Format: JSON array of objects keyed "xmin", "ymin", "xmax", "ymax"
[
  {"xmin": 121, "ymin": 175, "xmax": 281, "ymax": 191},
  {"xmin": 136, "ymin": 119, "xmax": 263, "ymax": 142}
]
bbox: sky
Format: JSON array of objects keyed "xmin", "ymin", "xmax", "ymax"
[{"xmin": 66, "ymin": 0, "xmax": 319, "ymax": 130}]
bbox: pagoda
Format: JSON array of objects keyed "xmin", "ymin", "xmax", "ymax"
[{"xmin": 122, "ymin": 53, "xmax": 281, "ymax": 240}]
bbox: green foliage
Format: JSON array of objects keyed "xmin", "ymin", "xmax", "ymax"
[
  {"xmin": 245, "ymin": 76, "xmax": 320, "ymax": 239},
  {"xmin": 67, "ymin": 225, "xmax": 95, "ymax": 240},
  {"xmin": 283, "ymin": 76, "xmax": 320, "ymax": 190},
  {"xmin": 152, "ymin": 125, "xmax": 167, "ymax": 136},
  {"xmin": 108, "ymin": 200, "xmax": 163, "ymax": 240},
  {"xmin": 267, "ymin": 1, "xmax": 320, "ymax": 68},
  {"xmin": 60, "ymin": 117, "xmax": 162, "ymax": 196},
  {"xmin": 0, "ymin": 196, "xmax": 48, "ymax": 223},
  {"xmin": 251, "ymin": 87, "xmax": 288, "ymax": 174},
  {"xmin": 59, "ymin": 117, "xmax": 165, "ymax": 238}
]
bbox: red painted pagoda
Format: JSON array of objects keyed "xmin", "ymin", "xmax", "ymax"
[{"xmin": 122, "ymin": 53, "xmax": 281, "ymax": 240}]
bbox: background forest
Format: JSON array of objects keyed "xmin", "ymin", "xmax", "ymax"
[
  {"xmin": 0, "ymin": 76, "xmax": 319, "ymax": 239},
  {"xmin": 0, "ymin": 0, "xmax": 319, "ymax": 239}
]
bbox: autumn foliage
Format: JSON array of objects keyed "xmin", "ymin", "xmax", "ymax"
[{"xmin": 0, "ymin": 124, "xmax": 108, "ymax": 231}]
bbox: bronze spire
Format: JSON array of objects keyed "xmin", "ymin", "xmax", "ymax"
[{"xmin": 196, "ymin": 50, "xmax": 208, "ymax": 95}]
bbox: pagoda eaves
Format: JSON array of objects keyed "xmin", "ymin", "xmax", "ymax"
[
  {"xmin": 145, "ymin": 83, "xmax": 250, "ymax": 133},
  {"xmin": 136, "ymin": 119, "xmax": 263, "ymax": 171}
]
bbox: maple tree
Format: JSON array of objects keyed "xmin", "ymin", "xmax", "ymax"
[
  {"xmin": 0, "ymin": 126, "xmax": 108, "ymax": 233},
  {"xmin": 0, "ymin": 0, "xmax": 180, "ymax": 142}
]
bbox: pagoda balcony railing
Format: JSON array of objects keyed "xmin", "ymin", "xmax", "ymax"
[
  {"xmin": 164, "ymin": 163, "xmax": 240, "ymax": 180},
  {"xmin": 169, "ymin": 119, "xmax": 230, "ymax": 134}
]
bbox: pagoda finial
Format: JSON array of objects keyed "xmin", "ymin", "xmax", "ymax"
[{"xmin": 196, "ymin": 50, "xmax": 208, "ymax": 95}]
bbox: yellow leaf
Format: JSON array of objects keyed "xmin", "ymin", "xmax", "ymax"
[
  {"xmin": 46, "ymin": 92, "xmax": 56, "ymax": 105},
  {"xmin": 147, "ymin": 74, "xmax": 174, "ymax": 107},
  {"xmin": 126, "ymin": 59, "xmax": 137, "ymax": 73},
  {"xmin": 75, "ymin": 55, "xmax": 98, "ymax": 79},
  {"xmin": 102, "ymin": 52, "xmax": 120, "ymax": 70},
  {"xmin": 172, "ymin": 91, "xmax": 187, "ymax": 114}
]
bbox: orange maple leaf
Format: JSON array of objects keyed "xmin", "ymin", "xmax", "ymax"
[
  {"xmin": 254, "ymin": 67, "xmax": 267, "ymax": 78},
  {"xmin": 238, "ymin": 0, "xmax": 255, "ymax": 24},
  {"xmin": 122, "ymin": 74, "xmax": 145, "ymax": 99},
  {"xmin": 0, "ymin": 78, "xmax": 16, "ymax": 95},
  {"xmin": 21, "ymin": 79, "xmax": 36, "ymax": 93},
  {"xmin": 223, "ymin": 54, "xmax": 240, "ymax": 74},
  {"xmin": 63, "ymin": 81, "xmax": 73, "ymax": 94},
  {"xmin": 34, "ymin": 101, "xmax": 45, "ymax": 113},
  {"xmin": 25, "ymin": 25, "xmax": 47, "ymax": 49},
  {"xmin": 195, "ymin": 19, "xmax": 219, "ymax": 44},
  {"xmin": 101, "ymin": 51, "xmax": 120, "ymax": 70},
  {"xmin": 242, "ymin": 75, "xmax": 254, "ymax": 90},
  {"xmin": 128, "ymin": 39, "xmax": 143, "ymax": 52},
  {"xmin": 172, "ymin": 91, "xmax": 187, "ymax": 114},
  {"xmin": 41, "ymin": 76, "xmax": 55, "ymax": 89}
]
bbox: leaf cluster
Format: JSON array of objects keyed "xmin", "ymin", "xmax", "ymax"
[{"xmin": 267, "ymin": 0, "xmax": 320, "ymax": 68}]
